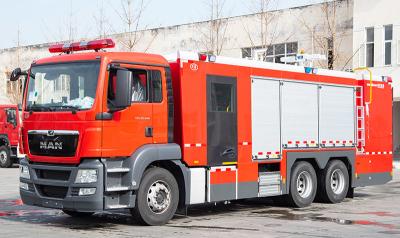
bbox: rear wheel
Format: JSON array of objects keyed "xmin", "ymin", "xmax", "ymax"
[
  {"xmin": 62, "ymin": 210, "xmax": 94, "ymax": 217},
  {"xmin": 318, "ymin": 160, "xmax": 349, "ymax": 203},
  {"xmin": 132, "ymin": 167, "xmax": 179, "ymax": 226},
  {"xmin": 287, "ymin": 161, "xmax": 317, "ymax": 207},
  {"xmin": 0, "ymin": 146, "xmax": 12, "ymax": 168}
]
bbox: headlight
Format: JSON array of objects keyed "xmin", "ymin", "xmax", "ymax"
[
  {"xmin": 20, "ymin": 165, "xmax": 30, "ymax": 179},
  {"xmin": 75, "ymin": 169, "xmax": 98, "ymax": 184}
]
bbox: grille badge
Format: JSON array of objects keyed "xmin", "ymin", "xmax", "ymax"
[{"xmin": 47, "ymin": 130, "xmax": 55, "ymax": 137}]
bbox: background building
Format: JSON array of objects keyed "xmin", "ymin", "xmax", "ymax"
[
  {"xmin": 352, "ymin": 0, "xmax": 400, "ymax": 158},
  {"xmin": 0, "ymin": 0, "xmax": 354, "ymax": 104}
]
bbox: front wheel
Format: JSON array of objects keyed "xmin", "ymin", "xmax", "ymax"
[
  {"xmin": 287, "ymin": 161, "xmax": 317, "ymax": 208},
  {"xmin": 0, "ymin": 146, "xmax": 12, "ymax": 168},
  {"xmin": 131, "ymin": 167, "xmax": 179, "ymax": 226}
]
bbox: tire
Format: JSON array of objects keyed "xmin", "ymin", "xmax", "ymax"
[
  {"xmin": 0, "ymin": 146, "xmax": 12, "ymax": 168},
  {"xmin": 62, "ymin": 210, "xmax": 94, "ymax": 217},
  {"xmin": 318, "ymin": 160, "xmax": 349, "ymax": 203},
  {"xmin": 287, "ymin": 161, "xmax": 317, "ymax": 208},
  {"xmin": 132, "ymin": 167, "xmax": 179, "ymax": 226}
]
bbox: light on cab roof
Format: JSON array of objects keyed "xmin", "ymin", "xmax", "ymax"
[{"xmin": 49, "ymin": 38, "xmax": 115, "ymax": 54}]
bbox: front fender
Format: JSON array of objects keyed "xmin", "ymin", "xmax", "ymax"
[{"xmin": 129, "ymin": 143, "xmax": 182, "ymax": 189}]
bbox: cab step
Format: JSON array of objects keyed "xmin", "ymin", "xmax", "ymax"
[
  {"xmin": 107, "ymin": 168, "xmax": 130, "ymax": 173},
  {"xmin": 106, "ymin": 186, "xmax": 130, "ymax": 192}
]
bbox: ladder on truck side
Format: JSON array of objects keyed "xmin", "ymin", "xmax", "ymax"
[{"xmin": 356, "ymin": 87, "xmax": 365, "ymax": 153}]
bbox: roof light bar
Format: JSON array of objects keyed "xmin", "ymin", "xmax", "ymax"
[{"xmin": 49, "ymin": 38, "xmax": 115, "ymax": 53}]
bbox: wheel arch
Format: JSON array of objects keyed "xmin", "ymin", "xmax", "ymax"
[{"xmin": 129, "ymin": 144, "xmax": 190, "ymax": 207}]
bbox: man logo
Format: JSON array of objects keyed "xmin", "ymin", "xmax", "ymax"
[{"xmin": 40, "ymin": 141, "xmax": 63, "ymax": 150}]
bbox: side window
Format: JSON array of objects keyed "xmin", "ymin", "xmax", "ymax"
[
  {"xmin": 151, "ymin": 71, "xmax": 162, "ymax": 103},
  {"xmin": 210, "ymin": 83, "xmax": 233, "ymax": 112},
  {"xmin": 107, "ymin": 66, "xmax": 163, "ymax": 106},
  {"xmin": 132, "ymin": 70, "xmax": 148, "ymax": 102}
]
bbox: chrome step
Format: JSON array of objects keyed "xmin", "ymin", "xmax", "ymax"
[
  {"xmin": 107, "ymin": 168, "xmax": 130, "ymax": 173},
  {"xmin": 106, "ymin": 186, "xmax": 130, "ymax": 192},
  {"xmin": 107, "ymin": 204, "xmax": 130, "ymax": 209}
]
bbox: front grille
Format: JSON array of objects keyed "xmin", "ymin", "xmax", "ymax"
[
  {"xmin": 37, "ymin": 185, "xmax": 68, "ymax": 199},
  {"xmin": 28, "ymin": 131, "xmax": 79, "ymax": 157},
  {"xmin": 35, "ymin": 169, "xmax": 71, "ymax": 181}
]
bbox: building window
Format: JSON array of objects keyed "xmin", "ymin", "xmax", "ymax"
[
  {"xmin": 365, "ymin": 27, "xmax": 374, "ymax": 67},
  {"xmin": 242, "ymin": 42, "xmax": 298, "ymax": 65},
  {"xmin": 398, "ymin": 40, "xmax": 400, "ymax": 65},
  {"xmin": 384, "ymin": 24, "xmax": 393, "ymax": 66}
]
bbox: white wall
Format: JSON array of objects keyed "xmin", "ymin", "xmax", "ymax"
[{"xmin": 353, "ymin": 0, "xmax": 400, "ymax": 99}]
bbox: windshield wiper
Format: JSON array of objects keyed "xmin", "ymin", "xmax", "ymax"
[
  {"xmin": 49, "ymin": 105, "xmax": 80, "ymax": 113},
  {"xmin": 27, "ymin": 104, "xmax": 52, "ymax": 113}
]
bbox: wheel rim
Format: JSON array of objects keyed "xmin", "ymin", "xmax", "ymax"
[
  {"xmin": 147, "ymin": 180, "xmax": 171, "ymax": 214},
  {"xmin": 330, "ymin": 169, "xmax": 345, "ymax": 195},
  {"xmin": 296, "ymin": 171, "xmax": 313, "ymax": 198},
  {"xmin": 0, "ymin": 151, "xmax": 7, "ymax": 164}
]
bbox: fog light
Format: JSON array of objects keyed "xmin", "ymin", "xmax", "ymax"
[
  {"xmin": 20, "ymin": 165, "xmax": 30, "ymax": 179},
  {"xmin": 79, "ymin": 188, "xmax": 96, "ymax": 196},
  {"xmin": 75, "ymin": 169, "xmax": 98, "ymax": 183},
  {"xmin": 20, "ymin": 182, "xmax": 29, "ymax": 190}
]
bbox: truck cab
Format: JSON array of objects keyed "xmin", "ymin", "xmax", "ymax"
[
  {"xmin": 0, "ymin": 104, "xmax": 20, "ymax": 168},
  {"xmin": 15, "ymin": 39, "xmax": 180, "ymax": 225}
]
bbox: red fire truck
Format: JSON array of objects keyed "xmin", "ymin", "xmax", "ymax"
[
  {"xmin": 11, "ymin": 39, "xmax": 393, "ymax": 225},
  {"xmin": 0, "ymin": 105, "xmax": 20, "ymax": 168}
]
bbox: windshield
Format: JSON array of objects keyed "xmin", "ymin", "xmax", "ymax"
[{"xmin": 26, "ymin": 61, "xmax": 100, "ymax": 112}]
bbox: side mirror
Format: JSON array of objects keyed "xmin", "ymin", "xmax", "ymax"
[
  {"xmin": 10, "ymin": 68, "xmax": 22, "ymax": 81},
  {"xmin": 110, "ymin": 69, "xmax": 133, "ymax": 112}
]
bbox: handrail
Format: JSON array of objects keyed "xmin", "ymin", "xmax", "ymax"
[{"xmin": 353, "ymin": 67, "xmax": 373, "ymax": 103}]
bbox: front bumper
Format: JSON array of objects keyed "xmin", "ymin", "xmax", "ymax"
[{"xmin": 19, "ymin": 158, "xmax": 105, "ymax": 212}]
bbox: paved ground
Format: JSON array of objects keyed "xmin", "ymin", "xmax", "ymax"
[{"xmin": 0, "ymin": 166, "xmax": 399, "ymax": 238}]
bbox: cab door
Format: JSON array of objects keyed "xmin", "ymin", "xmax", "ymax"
[
  {"xmin": 101, "ymin": 64, "xmax": 167, "ymax": 158},
  {"xmin": 5, "ymin": 108, "xmax": 19, "ymax": 145}
]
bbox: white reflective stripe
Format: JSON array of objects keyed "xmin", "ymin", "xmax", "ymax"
[
  {"xmin": 195, "ymin": 143, "xmax": 202, "ymax": 147},
  {"xmin": 377, "ymin": 152, "xmax": 382, "ymax": 155},
  {"xmin": 366, "ymin": 152, "xmax": 370, "ymax": 155},
  {"xmin": 389, "ymin": 151, "xmax": 393, "ymax": 155},
  {"xmin": 371, "ymin": 152, "xmax": 376, "ymax": 155},
  {"xmin": 210, "ymin": 166, "xmax": 237, "ymax": 172},
  {"xmin": 242, "ymin": 142, "xmax": 249, "ymax": 146},
  {"xmin": 184, "ymin": 144, "xmax": 191, "ymax": 148},
  {"xmin": 383, "ymin": 152, "xmax": 388, "ymax": 155}
]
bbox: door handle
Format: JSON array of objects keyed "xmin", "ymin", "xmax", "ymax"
[
  {"xmin": 221, "ymin": 148, "xmax": 235, "ymax": 157},
  {"xmin": 145, "ymin": 127, "xmax": 153, "ymax": 137}
]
